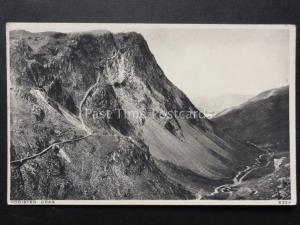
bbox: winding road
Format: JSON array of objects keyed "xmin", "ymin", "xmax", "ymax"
[{"xmin": 207, "ymin": 149, "xmax": 274, "ymax": 198}]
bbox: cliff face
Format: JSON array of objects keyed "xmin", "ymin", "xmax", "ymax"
[{"xmin": 9, "ymin": 30, "xmax": 259, "ymax": 200}]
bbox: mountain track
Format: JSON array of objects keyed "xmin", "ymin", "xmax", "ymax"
[
  {"xmin": 78, "ymin": 50, "xmax": 120, "ymax": 134},
  {"xmin": 10, "ymin": 134, "xmax": 94, "ymax": 166},
  {"xmin": 10, "ymin": 50, "xmax": 122, "ymax": 166}
]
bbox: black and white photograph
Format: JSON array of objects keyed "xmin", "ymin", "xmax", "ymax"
[{"xmin": 6, "ymin": 23, "xmax": 296, "ymax": 205}]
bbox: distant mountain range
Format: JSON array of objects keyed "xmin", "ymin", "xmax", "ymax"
[
  {"xmin": 190, "ymin": 94, "xmax": 253, "ymax": 118},
  {"xmin": 213, "ymin": 86, "xmax": 289, "ymax": 152}
]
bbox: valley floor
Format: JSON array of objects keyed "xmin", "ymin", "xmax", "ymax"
[{"xmin": 200, "ymin": 151, "xmax": 290, "ymax": 200}]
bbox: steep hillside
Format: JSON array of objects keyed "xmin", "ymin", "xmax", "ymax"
[
  {"xmin": 9, "ymin": 30, "xmax": 260, "ymax": 200},
  {"xmin": 10, "ymin": 87, "xmax": 192, "ymax": 200},
  {"xmin": 213, "ymin": 86, "xmax": 289, "ymax": 152}
]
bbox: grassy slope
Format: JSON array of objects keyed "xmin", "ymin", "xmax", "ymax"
[{"xmin": 213, "ymin": 86, "xmax": 289, "ymax": 152}]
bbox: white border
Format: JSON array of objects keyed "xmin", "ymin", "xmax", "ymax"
[{"xmin": 6, "ymin": 23, "xmax": 297, "ymax": 206}]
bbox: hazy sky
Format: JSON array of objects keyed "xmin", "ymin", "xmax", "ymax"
[
  {"xmin": 8, "ymin": 23, "xmax": 292, "ymax": 97},
  {"xmin": 136, "ymin": 28, "xmax": 291, "ymax": 97}
]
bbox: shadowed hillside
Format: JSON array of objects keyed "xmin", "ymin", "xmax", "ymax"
[{"xmin": 213, "ymin": 86, "xmax": 289, "ymax": 152}]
